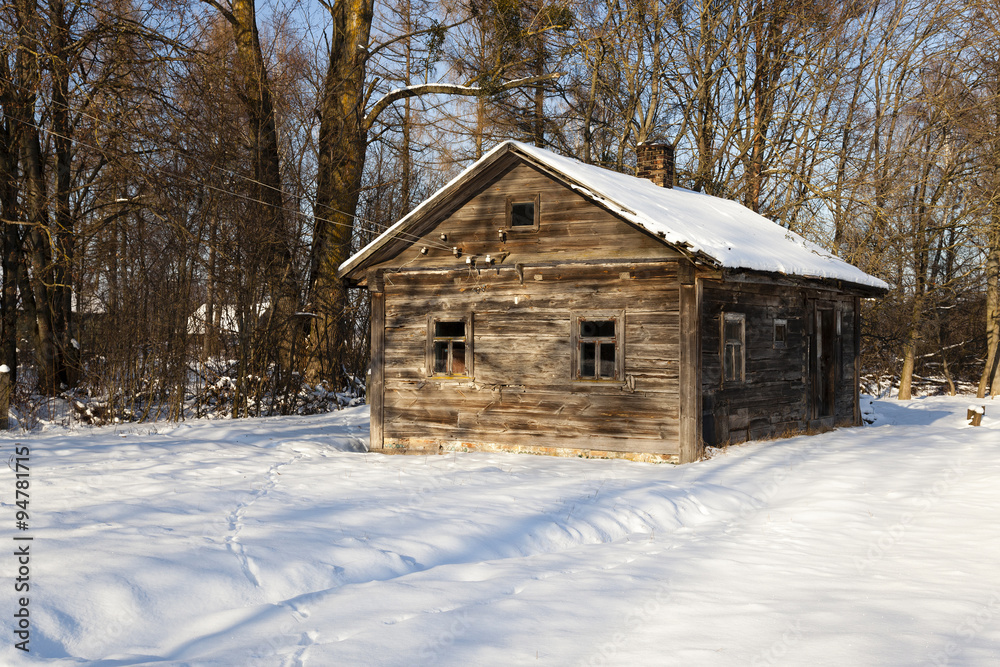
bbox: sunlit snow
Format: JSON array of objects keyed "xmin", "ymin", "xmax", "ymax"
[{"xmin": 1, "ymin": 396, "xmax": 997, "ymax": 665}]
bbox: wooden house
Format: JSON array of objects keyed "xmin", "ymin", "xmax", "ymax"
[{"xmin": 340, "ymin": 142, "xmax": 888, "ymax": 463}]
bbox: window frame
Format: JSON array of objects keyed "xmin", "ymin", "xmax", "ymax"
[
  {"xmin": 505, "ymin": 194, "xmax": 541, "ymax": 231},
  {"xmin": 571, "ymin": 311, "xmax": 625, "ymax": 382},
  {"xmin": 427, "ymin": 314, "xmax": 473, "ymax": 379},
  {"xmin": 722, "ymin": 312, "xmax": 746, "ymax": 385},
  {"xmin": 773, "ymin": 318, "xmax": 788, "ymax": 349}
]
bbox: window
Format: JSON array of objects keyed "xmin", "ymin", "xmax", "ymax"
[
  {"xmin": 429, "ymin": 318, "xmax": 470, "ymax": 377},
  {"xmin": 722, "ymin": 312, "xmax": 745, "ymax": 383},
  {"xmin": 773, "ymin": 318, "xmax": 787, "ymax": 349},
  {"xmin": 511, "ymin": 202, "xmax": 534, "ymax": 227},
  {"xmin": 574, "ymin": 316, "xmax": 622, "ymax": 381},
  {"xmin": 506, "ymin": 194, "xmax": 540, "ymax": 230}
]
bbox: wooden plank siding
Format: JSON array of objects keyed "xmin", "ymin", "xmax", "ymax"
[
  {"xmin": 355, "ymin": 151, "xmax": 874, "ymax": 463},
  {"xmin": 700, "ymin": 279, "xmax": 860, "ymax": 445},
  {"xmin": 836, "ymin": 298, "xmax": 862, "ymax": 425},
  {"xmin": 377, "ymin": 262, "xmax": 684, "ymax": 458},
  {"xmin": 358, "ymin": 163, "xmax": 690, "ymax": 460},
  {"xmin": 363, "ymin": 162, "xmax": 682, "ymax": 278}
]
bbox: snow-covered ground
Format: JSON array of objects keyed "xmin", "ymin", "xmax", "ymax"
[{"xmin": 2, "ymin": 395, "xmax": 998, "ymax": 666}]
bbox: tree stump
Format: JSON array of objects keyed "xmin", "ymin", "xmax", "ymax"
[{"xmin": 967, "ymin": 405, "xmax": 985, "ymax": 427}]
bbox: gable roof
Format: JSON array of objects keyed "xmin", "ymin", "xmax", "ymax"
[{"xmin": 340, "ymin": 141, "xmax": 889, "ymax": 292}]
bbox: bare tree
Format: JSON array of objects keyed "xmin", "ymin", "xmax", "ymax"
[
  {"xmin": 305, "ymin": 0, "xmax": 562, "ymax": 385},
  {"xmin": 967, "ymin": 1, "xmax": 1000, "ymax": 398},
  {"xmin": 200, "ymin": 0, "xmax": 302, "ymax": 388}
]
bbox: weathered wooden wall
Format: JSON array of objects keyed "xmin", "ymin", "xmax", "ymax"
[
  {"xmin": 379, "ymin": 262, "xmax": 682, "ymax": 458},
  {"xmin": 366, "ymin": 161, "xmax": 682, "ymax": 272},
  {"xmin": 700, "ymin": 279, "xmax": 860, "ymax": 445},
  {"xmin": 358, "ymin": 154, "xmax": 868, "ymax": 461},
  {"xmin": 361, "ymin": 161, "xmax": 688, "ymax": 459},
  {"xmin": 835, "ymin": 297, "xmax": 861, "ymax": 425}
]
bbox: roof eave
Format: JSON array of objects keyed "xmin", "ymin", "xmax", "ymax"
[
  {"xmin": 721, "ymin": 267, "xmax": 890, "ymax": 297},
  {"xmin": 337, "ymin": 141, "xmax": 887, "ymax": 295}
]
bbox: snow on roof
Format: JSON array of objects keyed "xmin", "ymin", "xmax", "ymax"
[{"xmin": 342, "ymin": 141, "xmax": 889, "ymax": 291}]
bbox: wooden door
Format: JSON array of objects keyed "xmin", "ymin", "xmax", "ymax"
[{"xmin": 810, "ymin": 304, "xmax": 837, "ymax": 425}]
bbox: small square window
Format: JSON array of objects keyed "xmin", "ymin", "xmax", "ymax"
[
  {"xmin": 429, "ymin": 318, "xmax": 471, "ymax": 377},
  {"xmin": 511, "ymin": 202, "xmax": 534, "ymax": 226},
  {"xmin": 506, "ymin": 195, "xmax": 540, "ymax": 230},
  {"xmin": 774, "ymin": 319, "xmax": 787, "ymax": 348}
]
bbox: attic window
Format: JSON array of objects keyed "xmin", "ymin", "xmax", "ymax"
[
  {"xmin": 507, "ymin": 195, "xmax": 540, "ymax": 230},
  {"xmin": 722, "ymin": 312, "xmax": 745, "ymax": 384},
  {"xmin": 573, "ymin": 314, "xmax": 623, "ymax": 381},
  {"xmin": 429, "ymin": 317, "xmax": 472, "ymax": 377}
]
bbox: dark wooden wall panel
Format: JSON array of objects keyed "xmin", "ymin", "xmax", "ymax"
[
  {"xmin": 701, "ymin": 280, "xmax": 861, "ymax": 445},
  {"xmin": 701, "ymin": 281, "xmax": 807, "ymax": 444}
]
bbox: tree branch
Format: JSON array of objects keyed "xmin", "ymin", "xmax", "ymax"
[
  {"xmin": 198, "ymin": 0, "xmax": 237, "ymax": 27},
  {"xmin": 363, "ymin": 73, "xmax": 563, "ymax": 130},
  {"xmin": 364, "ymin": 18, "xmax": 469, "ymax": 63}
]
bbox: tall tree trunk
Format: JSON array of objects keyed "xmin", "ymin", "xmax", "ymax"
[
  {"xmin": 50, "ymin": 0, "xmax": 78, "ymax": 387},
  {"xmin": 0, "ymin": 63, "xmax": 20, "ymax": 386},
  {"xmin": 898, "ymin": 130, "xmax": 936, "ymax": 401},
  {"xmin": 581, "ymin": 38, "xmax": 604, "ymax": 165},
  {"xmin": 204, "ymin": 207, "xmax": 218, "ymax": 361},
  {"xmin": 402, "ymin": 96, "xmax": 412, "ymax": 207},
  {"xmin": 532, "ymin": 49, "xmax": 545, "ymax": 147},
  {"xmin": 307, "ymin": 0, "xmax": 375, "ymax": 384},
  {"xmin": 635, "ymin": 0, "xmax": 662, "ymax": 147},
  {"xmin": 979, "ymin": 210, "xmax": 1000, "ymax": 398},
  {"xmin": 227, "ymin": 0, "xmax": 301, "ymax": 377},
  {"xmin": 400, "ymin": 0, "xmax": 412, "ymax": 207},
  {"xmin": 15, "ymin": 0, "xmax": 61, "ymax": 394},
  {"xmin": 690, "ymin": 4, "xmax": 723, "ymax": 194},
  {"xmin": 744, "ymin": 0, "xmax": 790, "ymax": 213},
  {"xmin": 475, "ymin": 96, "xmax": 485, "ymax": 158},
  {"xmin": 897, "ymin": 290, "xmax": 922, "ymax": 400}
]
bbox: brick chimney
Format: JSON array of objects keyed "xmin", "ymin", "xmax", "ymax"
[{"xmin": 636, "ymin": 142, "xmax": 674, "ymax": 188}]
